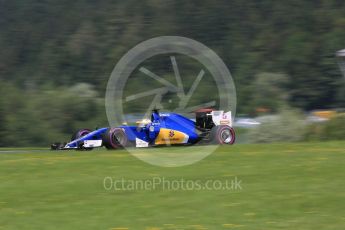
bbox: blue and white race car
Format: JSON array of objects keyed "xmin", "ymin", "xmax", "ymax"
[{"xmin": 51, "ymin": 109, "xmax": 235, "ymax": 150}]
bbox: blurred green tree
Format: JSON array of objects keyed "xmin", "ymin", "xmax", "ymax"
[{"xmin": 250, "ymin": 72, "xmax": 289, "ymax": 113}]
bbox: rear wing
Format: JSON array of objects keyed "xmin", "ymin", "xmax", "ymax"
[{"xmin": 211, "ymin": 111, "xmax": 232, "ymax": 127}]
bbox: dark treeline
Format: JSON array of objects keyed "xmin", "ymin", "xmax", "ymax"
[{"xmin": 0, "ymin": 0, "xmax": 345, "ymax": 146}]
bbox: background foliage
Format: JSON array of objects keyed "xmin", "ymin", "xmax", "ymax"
[
  {"xmin": 305, "ymin": 114, "xmax": 345, "ymax": 141},
  {"xmin": 0, "ymin": 0, "xmax": 345, "ymax": 146},
  {"xmin": 247, "ymin": 109, "xmax": 307, "ymax": 143}
]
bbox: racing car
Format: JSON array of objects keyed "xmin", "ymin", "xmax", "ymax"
[{"xmin": 51, "ymin": 109, "xmax": 235, "ymax": 150}]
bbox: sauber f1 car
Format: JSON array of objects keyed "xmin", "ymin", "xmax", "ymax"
[{"xmin": 51, "ymin": 109, "xmax": 235, "ymax": 150}]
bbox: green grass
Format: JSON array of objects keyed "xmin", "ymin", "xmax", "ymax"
[{"xmin": 0, "ymin": 142, "xmax": 344, "ymax": 230}]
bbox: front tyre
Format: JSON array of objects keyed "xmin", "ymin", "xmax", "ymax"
[
  {"xmin": 212, "ymin": 125, "xmax": 235, "ymax": 145},
  {"xmin": 102, "ymin": 128, "xmax": 128, "ymax": 149},
  {"xmin": 71, "ymin": 129, "xmax": 91, "ymax": 141},
  {"xmin": 70, "ymin": 129, "xmax": 93, "ymax": 150}
]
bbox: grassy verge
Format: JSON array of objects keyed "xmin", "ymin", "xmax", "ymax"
[{"xmin": 0, "ymin": 142, "xmax": 344, "ymax": 229}]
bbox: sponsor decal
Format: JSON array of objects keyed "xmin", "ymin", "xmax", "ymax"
[
  {"xmin": 136, "ymin": 138, "xmax": 149, "ymax": 148},
  {"xmin": 155, "ymin": 128, "xmax": 187, "ymax": 145},
  {"xmin": 169, "ymin": 130, "xmax": 175, "ymax": 137},
  {"xmin": 84, "ymin": 140, "xmax": 102, "ymax": 148}
]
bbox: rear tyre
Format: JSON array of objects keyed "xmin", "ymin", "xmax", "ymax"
[
  {"xmin": 211, "ymin": 125, "xmax": 235, "ymax": 145},
  {"xmin": 102, "ymin": 128, "xmax": 128, "ymax": 150},
  {"xmin": 71, "ymin": 129, "xmax": 91, "ymax": 141}
]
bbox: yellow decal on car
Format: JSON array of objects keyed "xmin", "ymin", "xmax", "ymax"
[{"xmin": 154, "ymin": 128, "xmax": 189, "ymax": 145}]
